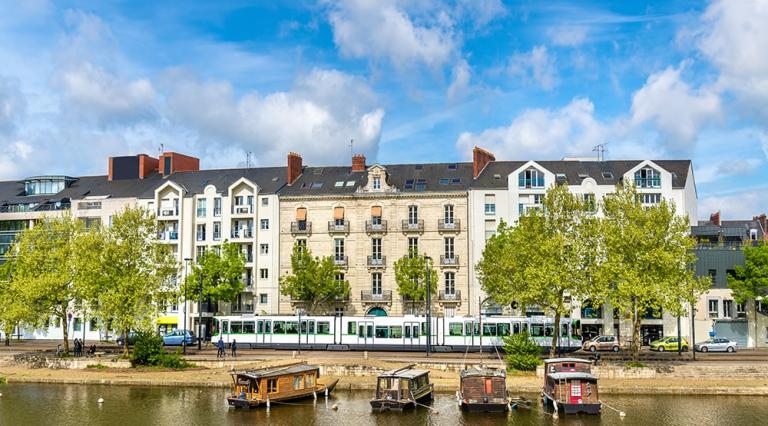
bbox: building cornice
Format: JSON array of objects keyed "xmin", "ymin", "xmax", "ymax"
[{"xmin": 280, "ymin": 192, "xmax": 468, "ymax": 202}]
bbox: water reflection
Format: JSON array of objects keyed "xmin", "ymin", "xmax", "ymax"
[{"xmin": 0, "ymin": 383, "xmax": 767, "ymax": 426}]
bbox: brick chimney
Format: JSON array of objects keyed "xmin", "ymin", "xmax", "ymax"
[
  {"xmin": 710, "ymin": 211, "xmax": 721, "ymax": 226},
  {"xmin": 287, "ymin": 152, "xmax": 303, "ymax": 186},
  {"xmin": 473, "ymin": 146, "xmax": 495, "ymax": 178},
  {"xmin": 138, "ymin": 154, "xmax": 159, "ymax": 179},
  {"xmin": 108, "ymin": 154, "xmax": 159, "ymax": 181},
  {"xmin": 753, "ymin": 214, "xmax": 767, "ymax": 238},
  {"xmin": 352, "ymin": 154, "xmax": 366, "ymax": 172},
  {"xmin": 159, "ymin": 152, "xmax": 200, "ymax": 177}
]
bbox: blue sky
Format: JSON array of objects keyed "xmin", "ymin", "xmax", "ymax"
[{"xmin": 0, "ymin": 0, "xmax": 766, "ymax": 219}]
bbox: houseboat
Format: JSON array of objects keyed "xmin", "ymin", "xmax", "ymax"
[
  {"xmin": 370, "ymin": 365, "xmax": 433, "ymax": 411},
  {"xmin": 458, "ymin": 366, "xmax": 510, "ymax": 412},
  {"xmin": 541, "ymin": 357, "xmax": 600, "ymax": 415},
  {"xmin": 227, "ymin": 362, "xmax": 338, "ymax": 409}
]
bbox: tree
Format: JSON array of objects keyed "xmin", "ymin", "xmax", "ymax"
[
  {"xmin": 728, "ymin": 241, "xmax": 768, "ymax": 343},
  {"xmin": 393, "ymin": 253, "xmax": 437, "ymax": 314},
  {"xmin": 599, "ymin": 184, "xmax": 709, "ymax": 359},
  {"xmin": 503, "ymin": 331, "xmax": 542, "ymax": 371},
  {"xmin": 477, "ymin": 184, "xmax": 600, "ymax": 356},
  {"xmin": 82, "ymin": 207, "xmax": 178, "ymax": 355},
  {"xmin": 0, "ymin": 260, "xmax": 33, "ymax": 346},
  {"xmin": 186, "ymin": 241, "xmax": 246, "ymax": 304},
  {"xmin": 1, "ymin": 216, "xmax": 93, "ymax": 353},
  {"xmin": 279, "ymin": 244, "xmax": 350, "ymax": 314}
]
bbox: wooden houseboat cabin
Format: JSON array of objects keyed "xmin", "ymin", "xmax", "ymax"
[
  {"xmin": 371, "ymin": 365, "xmax": 433, "ymax": 411},
  {"xmin": 542, "ymin": 358, "xmax": 600, "ymax": 415},
  {"xmin": 458, "ymin": 367, "xmax": 510, "ymax": 412},
  {"xmin": 227, "ymin": 362, "xmax": 338, "ymax": 409}
]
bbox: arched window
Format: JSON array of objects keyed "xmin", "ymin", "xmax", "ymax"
[
  {"xmin": 366, "ymin": 307, "xmax": 388, "ymax": 317},
  {"xmin": 518, "ymin": 168, "xmax": 544, "ymax": 188}
]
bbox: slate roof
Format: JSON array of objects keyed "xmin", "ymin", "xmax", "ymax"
[
  {"xmin": 233, "ymin": 363, "xmax": 318, "ymax": 380},
  {"xmin": 547, "ymin": 372, "xmax": 597, "ymax": 381},
  {"xmin": 378, "ymin": 367, "xmax": 430, "ymax": 379},
  {"xmin": 138, "ymin": 167, "xmax": 287, "ymax": 198}
]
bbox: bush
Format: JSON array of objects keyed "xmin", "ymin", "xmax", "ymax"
[
  {"xmin": 625, "ymin": 361, "xmax": 645, "ymax": 368},
  {"xmin": 503, "ymin": 331, "xmax": 542, "ymax": 371},
  {"xmin": 86, "ymin": 364, "xmax": 108, "ymax": 370},
  {"xmin": 157, "ymin": 351, "xmax": 192, "ymax": 369},
  {"xmin": 130, "ymin": 331, "xmax": 164, "ymax": 367}
]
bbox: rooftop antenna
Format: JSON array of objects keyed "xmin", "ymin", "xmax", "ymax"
[
  {"xmin": 158, "ymin": 143, "xmax": 164, "ymax": 156},
  {"xmin": 246, "ymin": 151, "xmax": 252, "ymax": 168},
  {"xmin": 592, "ymin": 143, "xmax": 608, "ymax": 162},
  {"xmin": 349, "ymin": 139, "xmax": 354, "ymax": 158}
]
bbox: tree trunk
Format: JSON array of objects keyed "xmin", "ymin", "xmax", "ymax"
[
  {"xmin": 122, "ymin": 330, "xmax": 129, "ymax": 357},
  {"xmin": 550, "ymin": 310, "xmax": 561, "ymax": 358},
  {"xmin": 61, "ymin": 315, "xmax": 70, "ymax": 354},
  {"xmin": 631, "ymin": 313, "xmax": 642, "ymax": 361}
]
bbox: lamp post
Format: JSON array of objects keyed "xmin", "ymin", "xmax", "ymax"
[
  {"xmin": 755, "ymin": 296, "xmax": 764, "ymax": 349},
  {"xmin": 478, "ymin": 296, "xmax": 494, "ymax": 357},
  {"xmin": 424, "ymin": 255, "xmax": 432, "ymax": 357},
  {"xmin": 183, "ymin": 257, "xmax": 191, "ymax": 354},
  {"xmin": 198, "ymin": 273, "xmax": 203, "ymax": 350}
]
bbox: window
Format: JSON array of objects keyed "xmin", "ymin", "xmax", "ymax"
[
  {"xmin": 373, "ymin": 176, "xmax": 381, "ymax": 190},
  {"xmin": 260, "ymin": 219, "xmax": 269, "ymax": 230},
  {"xmin": 73, "ymin": 317, "xmax": 82, "ymax": 332},
  {"xmin": 213, "ymin": 222, "xmax": 221, "ymax": 241},
  {"xmin": 196, "ymin": 224, "xmax": 206, "ymax": 241},
  {"xmin": 260, "ymin": 244, "xmax": 269, "ymax": 255},
  {"xmin": 533, "ymin": 194, "xmax": 544, "ymax": 205},
  {"xmin": 293, "ymin": 375, "xmax": 304, "ymax": 390},
  {"xmin": 408, "ymin": 237, "xmax": 419, "ymax": 257},
  {"xmin": 484, "ymin": 194, "xmax": 495, "ymax": 215},
  {"xmin": 439, "ymin": 178, "xmax": 449, "ymax": 185},
  {"xmin": 372, "ymin": 238, "xmax": 382, "ymax": 259},
  {"xmin": 708, "ymin": 269, "xmax": 717, "ymax": 284},
  {"xmin": 444, "ymin": 237, "xmax": 455, "ymax": 259},
  {"xmin": 335, "ymin": 273, "xmax": 345, "ymax": 285},
  {"xmin": 723, "ymin": 300, "xmax": 733, "ymax": 318},
  {"xmin": 390, "ymin": 326, "xmax": 402, "ymax": 338},
  {"xmin": 448, "ymin": 163, "xmax": 457, "ymax": 170},
  {"xmin": 260, "ymin": 294, "xmax": 268, "ymax": 304},
  {"xmin": 449, "ymin": 323, "xmax": 463, "ymax": 336},
  {"xmin": 414, "ymin": 179, "xmax": 426, "ymax": 191},
  {"xmin": 519, "ymin": 168, "xmax": 545, "ymax": 188},
  {"xmin": 635, "ymin": 167, "xmax": 661, "ymax": 188},
  {"xmin": 372, "ymin": 273, "xmax": 382, "ymax": 295},
  {"xmin": 708, "ymin": 299, "xmax": 719, "ymax": 318},
  {"xmin": 444, "ymin": 204, "xmax": 454, "ymax": 224},
  {"xmin": 640, "ymin": 193, "xmax": 661, "ymax": 205},
  {"xmin": 196, "ymin": 246, "xmax": 206, "ymax": 261},
  {"xmin": 296, "ymin": 239, "xmax": 307, "ymax": 252},
  {"xmin": 404, "ymin": 179, "xmax": 414, "ymax": 189},
  {"xmin": 261, "ymin": 197, "xmax": 269, "ymax": 206},
  {"xmin": 334, "ymin": 238, "xmax": 345, "ymax": 261},
  {"xmin": 408, "ymin": 205, "xmax": 418, "ymax": 224},
  {"xmin": 260, "ymin": 269, "xmax": 268, "ymax": 279},
  {"xmin": 268, "ymin": 379, "xmax": 278, "ymax": 393},
  {"xmin": 737, "ymin": 303, "xmax": 747, "ymax": 318},
  {"xmin": 214, "ymin": 197, "xmax": 221, "ymax": 216},
  {"xmin": 196, "ymin": 198, "xmax": 207, "ymax": 217},
  {"xmin": 444, "ymin": 272, "xmax": 455, "ymax": 295},
  {"xmin": 583, "ymin": 193, "xmax": 596, "ymax": 211},
  {"xmin": 371, "ymin": 206, "xmax": 382, "ymax": 225},
  {"xmin": 485, "ymin": 220, "xmax": 496, "ymax": 242}
]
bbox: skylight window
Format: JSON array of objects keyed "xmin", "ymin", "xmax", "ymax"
[
  {"xmin": 404, "ymin": 179, "xmax": 415, "ymax": 189},
  {"xmin": 439, "ymin": 178, "xmax": 450, "ymax": 185},
  {"xmin": 310, "ymin": 182, "xmax": 323, "ymax": 189},
  {"xmin": 451, "ymin": 178, "xmax": 461, "ymax": 185},
  {"xmin": 334, "ymin": 181, "xmax": 344, "ymax": 187},
  {"xmin": 447, "ymin": 163, "xmax": 457, "ymax": 170},
  {"xmin": 493, "ymin": 174, "xmax": 501, "ymax": 180},
  {"xmin": 415, "ymin": 179, "xmax": 426, "ymax": 191},
  {"xmin": 414, "ymin": 165, "xmax": 423, "ymax": 170},
  {"xmin": 346, "ymin": 181, "xmax": 355, "ymax": 186},
  {"xmin": 601, "ymin": 172, "xmax": 614, "ymax": 180}
]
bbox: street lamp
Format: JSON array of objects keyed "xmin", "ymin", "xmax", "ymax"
[
  {"xmin": 755, "ymin": 296, "xmax": 764, "ymax": 349},
  {"xmin": 198, "ymin": 272, "xmax": 203, "ymax": 350},
  {"xmin": 183, "ymin": 257, "xmax": 191, "ymax": 354},
  {"xmin": 479, "ymin": 296, "xmax": 494, "ymax": 356}
]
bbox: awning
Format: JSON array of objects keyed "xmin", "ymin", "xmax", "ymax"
[
  {"xmin": 296, "ymin": 207, "xmax": 307, "ymax": 221},
  {"xmin": 371, "ymin": 206, "xmax": 382, "ymax": 217},
  {"xmin": 157, "ymin": 316, "xmax": 178, "ymax": 325},
  {"xmin": 334, "ymin": 206, "xmax": 345, "ymax": 220}
]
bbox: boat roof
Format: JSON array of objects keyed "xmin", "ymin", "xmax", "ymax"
[
  {"xmin": 548, "ymin": 372, "xmax": 598, "ymax": 381},
  {"xmin": 460, "ymin": 367, "xmax": 506, "ymax": 379},
  {"xmin": 233, "ymin": 364, "xmax": 318, "ymax": 380},
  {"xmin": 378, "ymin": 367, "xmax": 430, "ymax": 379},
  {"xmin": 544, "ymin": 357, "xmax": 592, "ymax": 364}
]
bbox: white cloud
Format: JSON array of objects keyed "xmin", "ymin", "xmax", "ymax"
[
  {"xmin": 507, "ymin": 46, "xmax": 559, "ymax": 90},
  {"xmin": 0, "ymin": 140, "xmax": 34, "ymax": 180},
  {"xmin": 630, "ymin": 63, "xmax": 720, "ymax": 150},
  {"xmin": 454, "ymin": 0, "xmax": 506, "ymax": 29},
  {"xmin": 547, "ymin": 25, "xmax": 589, "ymax": 47},
  {"xmin": 327, "ymin": 0, "xmax": 456, "ymax": 69},
  {"xmin": 699, "ymin": 188, "xmax": 767, "ymax": 220},
  {"xmin": 696, "ymin": 158, "xmax": 763, "ymax": 184},
  {"xmin": 447, "ymin": 59, "xmax": 471, "ymax": 102},
  {"xmin": 0, "ymin": 76, "xmax": 24, "ymax": 134},
  {"xmin": 455, "ymin": 98, "xmax": 607, "ymax": 160}
]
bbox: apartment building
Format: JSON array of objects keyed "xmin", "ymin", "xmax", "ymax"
[
  {"xmin": 277, "ymin": 153, "xmax": 471, "ymax": 317},
  {"xmin": 467, "ymin": 148, "xmax": 698, "ymax": 345}
]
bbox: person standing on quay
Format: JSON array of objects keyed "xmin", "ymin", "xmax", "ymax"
[
  {"xmin": 217, "ymin": 337, "xmax": 225, "ymax": 358},
  {"xmin": 231, "ymin": 339, "xmax": 237, "ymax": 358}
]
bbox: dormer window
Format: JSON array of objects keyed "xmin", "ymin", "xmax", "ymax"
[
  {"xmin": 635, "ymin": 167, "xmax": 661, "ymax": 188},
  {"xmin": 24, "ymin": 176, "xmax": 76, "ymax": 196},
  {"xmin": 373, "ymin": 176, "xmax": 381, "ymax": 190},
  {"xmin": 518, "ymin": 168, "xmax": 544, "ymax": 188}
]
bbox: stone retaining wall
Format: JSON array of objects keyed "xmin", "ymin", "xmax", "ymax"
[{"xmin": 536, "ymin": 362, "xmax": 768, "ymax": 379}]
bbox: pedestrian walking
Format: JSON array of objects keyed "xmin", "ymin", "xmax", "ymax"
[
  {"xmin": 231, "ymin": 339, "xmax": 237, "ymax": 358},
  {"xmin": 217, "ymin": 337, "xmax": 225, "ymax": 358}
]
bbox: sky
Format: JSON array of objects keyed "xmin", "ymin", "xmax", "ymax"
[{"xmin": 0, "ymin": 0, "xmax": 766, "ymax": 219}]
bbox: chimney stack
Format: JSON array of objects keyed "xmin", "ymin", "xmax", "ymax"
[
  {"xmin": 753, "ymin": 214, "xmax": 767, "ymax": 238},
  {"xmin": 108, "ymin": 153, "xmax": 159, "ymax": 181},
  {"xmin": 473, "ymin": 146, "xmax": 495, "ymax": 178},
  {"xmin": 352, "ymin": 154, "xmax": 366, "ymax": 172},
  {"xmin": 287, "ymin": 152, "xmax": 303, "ymax": 185},
  {"xmin": 710, "ymin": 211, "xmax": 721, "ymax": 227}
]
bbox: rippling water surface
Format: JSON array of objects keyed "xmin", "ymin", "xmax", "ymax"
[{"xmin": 1, "ymin": 383, "xmax": 767, "ymax": 425}]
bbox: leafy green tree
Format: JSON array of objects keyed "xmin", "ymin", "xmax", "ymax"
[
  {"xmin": 599, "ymin": 184, "xmax": 709, "ymax": 359},
  {"xmin": 0, "ymin": 261, "xmax": 32, "ymax": 346},
  {"xmin": 728, "ymin": 241, "xmax": 768, "ymax": 341},
  {"xmin": 81, "ymin": 207, "xmax": 178, "ymax": 355},
  {"xmin": 477, "ymin": 184, "xmax": 600, "ymax": 356},
  {"xmin": 393, "ymin": 253, "xmax": 437, "ymax": 314},
  {"xmin": 503, "ymin": 331, "xmax": 542, "ymax": 371},
  {"xmin": 279, "ymin": 243, "xmax": 350, "ymax": 313},
  {"xmin": 186, "ymin": 241, "xmax": 246, "ymax": 304}
]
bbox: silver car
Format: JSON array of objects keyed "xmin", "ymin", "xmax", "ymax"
[{"xmin": 694, "ymin": 338, "xmax": 738, "ymax": 353}]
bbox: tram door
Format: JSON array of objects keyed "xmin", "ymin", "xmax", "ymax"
[
  {"xmin": 464, "ymin": 320, "xmax": 475, "ymax": 347},
  {"xmin": 403, "ymin": 321, "xmax": 420, "ymax": 348},
  {"xmin": 358, "ymin": 321, "xmax": 374, "ymax": 347},
  {"xmin": 300, "ymin": 320, "xmax": 315, "ymax": 345},
  {"xmin": 256, "ymin": 320, "xmax": 271, "ymax": 344}
]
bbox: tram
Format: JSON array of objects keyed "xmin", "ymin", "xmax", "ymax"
[{"xmin": 211, "ymin": 314, "xmax": 581, "ymax": 352}]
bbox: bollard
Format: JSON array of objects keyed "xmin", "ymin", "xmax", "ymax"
[
  {"xmin": 292, "ymin": 351, "xmax": 297, "ymax": 359},
  {"xmin": 364, "ymin": 351, "xmax": 368, "ymax": 360}
]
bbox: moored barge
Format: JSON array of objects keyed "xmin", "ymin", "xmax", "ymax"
[
  {"xmin": 227, "ymin": 361, "xmax": 338, "ymax": 409},
  {"xmin": 370, "ymin": 364, "xmax": 433, "ymax": 412},
  {"xmin": 541, "ymin": 357, "xmax": 600, "ymax": 415},
  {"xmin": 458, "ymin": 366, "xmax": 510, "ymax": 412}
]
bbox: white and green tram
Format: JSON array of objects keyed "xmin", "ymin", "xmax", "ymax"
[{"xmin": 211, "ymin": 315, "xmax": 581, "ymax": 352}]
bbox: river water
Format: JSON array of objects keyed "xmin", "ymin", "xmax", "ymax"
[{"xmin": 1, "ymin": 383, "xmax": 767, "ymax": 425}]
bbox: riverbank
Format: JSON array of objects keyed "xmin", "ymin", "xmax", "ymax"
[{"xmin": 3, "ymin": 356, "xmax": 768, "ymax": 395}]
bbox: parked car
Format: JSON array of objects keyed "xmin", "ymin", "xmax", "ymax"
[
  {"xmin": 650, "ymin": 336, "xmax": 689, "ymax": 352},
  {"xmin": 116, "ymin": 332, "xmax": 138, "ymax": 347},
  {"xmin": 162, "ymin": 330, "xmax": 195, "ymax": 346},
  {"xmin": 582, "ymin": 335, "xmax": 620, "ymax": 352},
  {"xmin": 695, "ymin": 338, "xmax": 738, "ymax": 353}
]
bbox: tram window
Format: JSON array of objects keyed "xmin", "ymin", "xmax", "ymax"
[
  {"xmin": 498, "ymin": 323, "xmax": 510, "ymax": 336},
  {"xmin": 420, "ymin": 322, "xmax": 427, "ymax": 335},
  {"xmin": 347, "ymin": 322, "xmax": 356, "ymax": 334},
  {"xmin": 309, "ymin": 322, "xmax": 315, "ymax": 334},
  {"xmin": 483, "ymin": 324, "xmax": 496, "ymax": 336},
  {"xmin": 300, "ymin": 321, "xmax": 307, "ymax": 334},
  {"xmin": 265, "ymin": 321, "xmax": 271, "ymax": 334},
  {"xmin": 544, "ymin": 325, "xmax": 554, "ymax": 337},
  {"xmin": 465, "ymin": 324, "xmax": 473, "ymax": 336},
  {"xmin": 449, "ymin": 323, "xmax": 463, "ymax": 336},
  {"xmin": 530, "ymin": 324, "xmax": 544, "ymax": 337},
  {"xmin": 561, "ymin": 324, "xmax": 569, "ymax": 337},
  {"xmin": 243, "ymin": 321, "xmax": 255, "ymax": 334},
  {"xmin": 412, "ymin": 325, "xmax": 420, "ymax": 338},
  {"xmin": 222, "ymin": 320, "xmax": 229, "ymax": 333},
  {"xmin": 521, "ymin": 323, "xmax": 528, "ymax": 333},
  {"xmin": 474, "ymin": 323, "xmax": 480, "ymax": 336},
  {"xmin": 230, "ymin": 322, "xmax": 243, "ymax": 334},
  {"xmin": 257, "ymin": 321, "xmax": 264, "ymax": 334},
  {"xmin": 512, "ymin": 323, "xmax": 520, "ymax": 334},
  {"xmin": 405, "ymin": 326, "xmax": 411, "ymax": 338},
  {"xmin": 390, "ymin": 326, "xmax": 402, "ymax": 338},
  {"xmin": 317, "ymin": 322, "xmax": 330, "ymax": 335},
  {"xmin": 273, "ymin": 321, "xmax": 285, "ymax": 334},
  {"xmin": 375, "ymin": 326, "xmax": 389, "ymax": 338},
  {"xmin": 286, "ymin": 322, "xmax": 299, "ymax": 334}
]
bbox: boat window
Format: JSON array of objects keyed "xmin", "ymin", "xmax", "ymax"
[
  {"xmin": 483, "ymin": 323, "xmax": 497, "ymax": 336},
  {"xmin": 306, "ymin": 373, "xmax": 316, "ymax": 387},
  {"xmin": 498, "ymin": 323, "xmax": 510, "ymax": 336},
  {"xmin": 390, "ymin": 326, "xmax": 402, "ymax": 338},
  {"xmin": 243, "ymin": 321, "xmax": 255, "ymax": 334},
  {"xmin": 230, "ymin": 322, "xmax": 243, "ymax": 334},
  {"xmin": 286, "ymin": 322, "xmax": 299, "ymax": 334},
  {"xmin": 375, "ymin": 326, "xmax": 389, "ymax": 338},
  {"xmin": 267, "ymin": 379, "xmax": 278, "ymax": 393},
  {"xmin": 347, "ymin": 321, "xmax": 356, "ymax": 334},
  {"xmin": 317, "ymin": 322, "xmax": 330, "ymax": 335},
  {"xmin": 449, "ymin": 322, "xmax": 463, "ymax": 336},
  {"xmin": 293, "ymin": 375, "xmax": 304, "ymax": 390},
  {"xmin": 273, "ymin": 321, "xmax": 285, "ymax": 334}
]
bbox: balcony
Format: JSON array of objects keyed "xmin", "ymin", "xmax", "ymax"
[
  {"xmin": 243, "ymin": 276, "xmax": 253, "ymax": 287},
  {"xmin": 291, "ymin": 222, "xmax": 312, "ymax": 235},
  {"xmin": 440, "ymin": 255, "xmax": 459, "ymax": 267},
  {"xmin": 365, "ymin": 220, "xmax": 388, "ymax": 234},
  {"xmin": 231, "ymin": 228, "xmax": 254, "ymax": 239},
  {"xmin": 437, "ymin": 219, "xmax": 461, "ymax": 233},
  {"xmin": 158, "ymin": 207, "xmax": 179, "ymax": 218},
  {"xmin": 213, "ymin": 208, "xmax": 222, "ymax": 217},
  {"xmin": 438, "ymin": 290, "xmax": 461, "ymax": 303},
  {"xmin": 361, "ymin": 290, "xmax": 392, "ymax": 304},
  {"xmin": 232, "ymin": 304, "xmax": 254, "ymax": 314},
  {"xmin": 635, "ymin": 177, "xmax": 661, "ymax": 188},
  {"xmin": 333, "ymin": 256, "xmax": 348, "ymax": 267},
  {"xmin": 401, "ymin": 219, "xmax": 424, "ymax": 233},
  {"xmin": 196, "ymin": 232, "xmax": 206, "ymax": 241},
  {"xmin": 367, "ymin": 255, "xmax": 386, "ymax": 268},
  {"xmin": 244, "ymin": 253, "xmax": 253, "ymax": 263},
  {"xmin": 157, "ymin": 231, "xmax": 179, "ymax": 241},
  {"xmin": 328, "ymin": 220, "xmax": 350, "ymax": 234},
  {"xmin": 232, "ymin": 205, "xmax": 254, "ymax": 215}
]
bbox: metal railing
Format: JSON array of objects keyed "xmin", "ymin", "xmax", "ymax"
[
  {"xmin": 438, "ymin": 290, "xmax": 461, "ymax": 301},
  {"xmin": 328, "ymin": 220, "xmax": 350, "ymax": 233},
  {"xmin": 401, "ymin": 219, "xmax": 424, "ymax": 233},
  {"xmin": 232, "ymin": 304, "xmax": 254, "ymax": 314},
  {"xmin": 196, "ymin": 232, "xmax": 206, "ymax": 241},
  {"xmin": 440, "ymin": 255, "xmax": 459, "ymax": 266},
  {"xmin": 437, "ymin": 219, "xmax": 460, "ymax": 232},
  {"xmin": 159, "ymin": 208, "xmax": 179, "ymax": 216},
  {"xmin": 230, "ymin": 228, "xmax": 254, "ymax": 239},
  {"xmin": 365, "ymin": 220, "xmax": 388, "ymax": 233},
  {"xmin": 232, "ymin": 205, "xmax": 254, "ymax": 215},
  {"xmin": 361, "ymin": 290, "xmax": 392, "ymax": 302},
  {"xmin": 291, "ymin": 222, "xmax": 312, "ymax": 234},
  {"xmin": 333, "ymin": 256, "xmax": 348, "ymax": 267},
  {"xmin": 367, "ymin": 255, "xmax": 386, "ymax": 268}
]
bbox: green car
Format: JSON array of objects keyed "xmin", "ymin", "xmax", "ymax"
[{"xmin": 650, "ymin": 336, "xmax": 689, "ymax": 352}]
